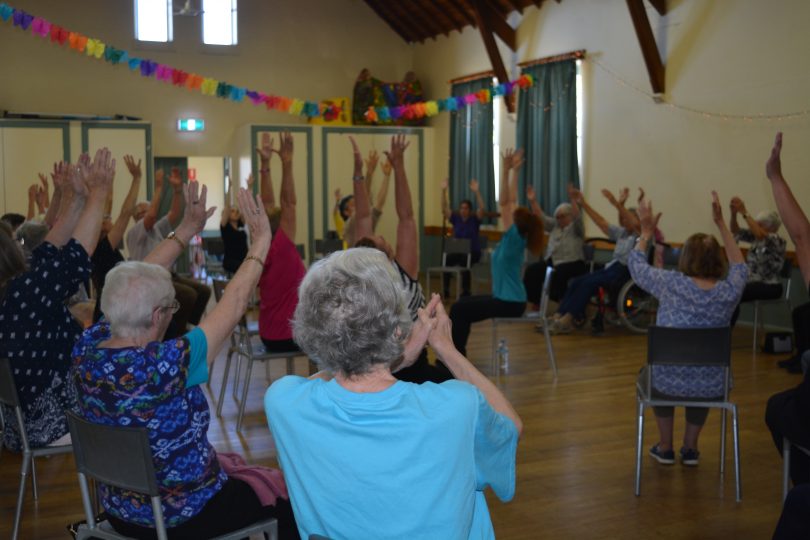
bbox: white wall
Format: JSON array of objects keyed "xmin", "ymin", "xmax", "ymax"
[{"xmin": 413, "ymin": 0, "xmax": 810, "ymax": 247}]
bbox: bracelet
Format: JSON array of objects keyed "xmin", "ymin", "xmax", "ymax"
[
  {"xmin": 352, "ymin": 175, "xmax": 365, "ymax": 182},
  {"xmin": 244, "ymin": 255, "xmax": 265, "ymax": 268},
  {"xmin": 166, "ymin": 231, "xmax": 186, "ymax": 250}
]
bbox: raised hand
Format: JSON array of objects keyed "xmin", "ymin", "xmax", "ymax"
[
  {"xmin": 637, "ymin": 187, "xmax": 645, "ymax": 204},
  {"xmin": 711, "ymin": 191, "xmax": 724, "ymax": 225},
  {"xmin": 28, "ymin": 184, "xmax": 38, "ymax": 202},
  {"xmin": 246, "ymin": 173, "xmax": 255, "ymax": 192},
  {"xmin": 334, "ymin": 187, "xmax": 342, "ymax": 202},
  {"xmin": 168, "ymin": 167, "xmax": 183, "ymax": 190},
  {"xmin": 469, "ymin": 178, "xmax": 480, "ymax": 192},
  {"xmin": 78, "ymin": 148, "xmax": 116, "ymax": 194},
  {"xmin": 383, "ymin": 133, "xmax": 410, "ymax": 168},
  {"xmin": 601, "ymin": 188, "xmax": 618, "ymax": 205},
  {"xmin": 618, "ymin": 187, "xmax": 630, "ymax": 206},
  {"xmin": 766, "ymin": 132, "xmax": 783, "ymax": 181},
  {"xmin": 178, "ymin": 181, "xmax": 216, "ymax": 236},
  {"xmin": 154, "ymin": 169, "xmax": 165, "ymax": 192},
  {"xmin": 256, "ymin": 132, "xmax": 275, "ymax": 161},
  {"xmin": 123, "ymin": 154, "xmax": 142, "ymax": 179},
  {"xmin": 441, "ymin": 178, "xmax": 449, "ymax": 191},
  {"xmin": 637, "ymin": 197, "xmax": 660, "ymax": 238},
  {"xmin": 365, "ymin": 150, "xmax": 379, "ymax": 176},
  {"xmin": 569, "ymin": 186, "xmax": 583, "ymax": 204},
  {"xmin": 236, "ymin": 187, "xmax": 271, "ymax": 247},
  {"xmin": 426, "ymin": 298, "xmax": 457, "ymax": 356},
  {"xmin": 381, "ymin": 159, "xmax": 392, "ymax": 176},
  {"xmin": 38, "ymin": 173, "xmax": 49, "ymax": 204},
  {"xmin": 278, "ymin": 132, "xmax": 294, "ymax": 164},
  {"xmin": 348, "ymin": 136, "xmax": 363, "ymax": 174},
  {"xmin": 401, "ymin": 293, "xmax": 441, "ymax": 369},
  {"xmin": 526, "ymin": 184, "xmax": 536, "ymax": 202},
  {"xmin": 511, "ymin": 148, "xmax": 525, "ymax": 170},
  {"xmin": 68, "ymin": 156, "xmax": 90, "ymax": 199},
  {"xmin": 729, "ymin": 196, "xmax": 746, "ymax": 214}
]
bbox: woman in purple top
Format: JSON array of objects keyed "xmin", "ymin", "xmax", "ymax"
[
  {"xmin": 629, "ymin": 192, "xmax": 746, "ymax": 467},
  {"xmin": 440, "ymin": 177, "xmax": 484, "ymax": 297}
]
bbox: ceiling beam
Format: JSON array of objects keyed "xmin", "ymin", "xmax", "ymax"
[
  {"xmin": 471, "ymin": 0, "xmax": 515, "ymax": 112},
  {"xmin": 648, "ymin": 0, "xmax": 667, "ymax": 16},
  {"xmin": 389, "ymin": 0, "xmax": 447, "ymax": 41},
  {"xmin": 447, "ymin": 0, "xmax": 477, "ymax": 28},
  {"xmin": 363, "ymin": 0, "xmax": 415, "ymax": 42},
  {"xmin": 417, "ymin": 0, "xmax": 458, "ymax": 34},
  {"xmin": 479, "ymin": 0, "xmax": 517, "ymax": 50},
  {"xmin": 626, "ymin": 0, "xmax": 665, "ymax": 94}
]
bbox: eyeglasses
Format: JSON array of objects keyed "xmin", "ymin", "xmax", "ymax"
[{"xmin": 156, "ymin": 300, "xmax": 180, "ymax": 314}]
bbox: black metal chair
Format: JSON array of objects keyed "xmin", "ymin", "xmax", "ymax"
[
  {"xmin": 634, "ymin": 326, "xmax": 741, "ymax": 501},
  {"xmin": 426, "ymin": 237, "xmax": 472, "ymax": 300},
  {"xmin": 65, "ymin": 410, "xmax": 278, "ymax": 540}
]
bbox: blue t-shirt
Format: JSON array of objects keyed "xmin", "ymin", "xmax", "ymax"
[
  {"xmin": 491, "ymin": 224, "xmax": 527, "ymax": 302},
  {"xmin": 71, "ymin": 323, "xmax": 224, "ymax": 528},
  {"xmin": 265, "ymin": 377, "xmax": 518, "ymax": 540}
]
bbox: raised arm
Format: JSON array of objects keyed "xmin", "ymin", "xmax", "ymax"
[
  {"xmin": 107, "ymin": 155, "xmax": 142, "ymax": 250},
  {"xmin": 166, "ymin": 167, "xmax": 184, "ymax": 227},
  {"xmin": 712, "ymin": 191, "xmax": 744, "ymax": 265},
  {"xmin": 277, "ymin": 131, "xmax": 297, "ymax": 240},
  {"xmin": 766, "ymin": 132, "xmax": 810, "ymax": 284},
  {"xmin": 603, "ymin": 187, "xmax": 639, "ymax": 233},
  {"xmin": 199, "ymin": 189, "xmax": 271, "ymax": 364},
  {"xmin": 220, "ymin": 171, "xmax": 237, "ymax": 228},
  {"xmin": 365, "ymin": 149, "xmax": 379, "ymax": 202},
  {"xmin": 42, "ymin": 171, "xmax": 60, "ymax": 228},
  {"xmin": 374, "ymin": 159, "xmax": 392, "ymax": 213},
  {"xmin": 70, "ymin": 148, "xmax": 116, "ymax": 256},
  {"xmin": 428, "ymin": 301, "xmax": 523, "ymax": 435},
  {"xmin": 26, "ymin": 184, "xmax": 37, "ymax": 220},
  {"xmin": 143, "ymin": 169, "xmax": 164, "ymax": 232},
  {"xmin": 144, "ymin": 181, "xmax": 216, "ymax": 269},
  {"xmin": 567, "ymin": 183, "xmax": 581, "ymax": 220},
  {"xmin": 470, "ymin": 178, "xmax": 485, "ymax": 220},
  {"xmin": 44, "ymin": 160, "xmax": 85, "ymax": 247},
  {"xmin": 257, "ymin": 132, "xmax": 276, "ymax": 215},
  {"xmin": 385, "ymin": 133, "xmax": 418, "ymax": 277},
  {"xmin": 526, "ymin": 184, "xmax": 543, "ymax": 218},
  {"xmin": 571, "ymin": 188, "xmax": 611, "ymax": 236},
  {"xmin": 350, "ymin": 136, "xmax": 373, "ymax": 241},
  {"xmin": 499, "ymin": 148, "xmax": 521, "ymax": 231},
  {"xmin": 441, "ymin": 178, "xmax": 452, "ymax": 220},
  {"xmin": 730, "ymin": 196, "xmax": 768, "ymax": 239}
]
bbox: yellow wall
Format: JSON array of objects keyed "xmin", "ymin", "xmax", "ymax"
[{"xmin": 413, "ymin": 0, "xmax": 810, "ymax": 246}]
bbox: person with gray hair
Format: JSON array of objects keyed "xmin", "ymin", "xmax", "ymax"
[
  {"xmin": 265, "ymin": 247, "xmax": 522, "ymax": 539},
  {"xmin": 71, "ymin": 183, "xmax": 298, "ymax": 538},
  {"xmin": 523, "ymin": 182, "xmax": 587, "ymax": 311},
  {"xmin": 728, "ymin": 194, "xmax": 787, "ymax": 326}
]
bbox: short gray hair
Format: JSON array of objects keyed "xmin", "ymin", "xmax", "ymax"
[
  {"xmin": 293, "ymin": 248, "xmax": 412, "ymax": 377},
  {"xmin": 554, "ymin": 203, "xmax": 573, "ymax": 217},
  {"xmin": 16, "ymin": 221, "xmax": 48, "ymax": 256},
  {"xmin": 101, "ymin": 261, "xmax": 174, "ymax": 338},
  {"xmin": 756, "ymin": 210, "xmax": 781, "ymax": 232}
]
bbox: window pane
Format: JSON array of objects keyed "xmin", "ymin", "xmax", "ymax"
[
  {"xmin": 203, "ymin": 0, "xmax": 238, "ymax": 45},
  {"xmin": 135, "ymin": 0, "xmax": 172, "ymax": 42}
]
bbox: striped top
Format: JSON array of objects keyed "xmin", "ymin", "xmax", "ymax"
[{"xmin": 395, "ymin": 260, "xmax": 425, "ymax": 321}]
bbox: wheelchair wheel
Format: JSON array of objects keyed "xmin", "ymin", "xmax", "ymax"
[{"xmin": 617, "ymin": 280, "xmax": 657, "ymax": 334}]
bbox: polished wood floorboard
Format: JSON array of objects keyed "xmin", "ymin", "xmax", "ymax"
[{"xmin": 0, "ymin": 321, "xmax": 799, "ymax": 539}]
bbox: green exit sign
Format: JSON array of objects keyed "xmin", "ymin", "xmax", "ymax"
[{"xmin": 177, "ymin": 118, "xmax": 205, "ymax": 132}]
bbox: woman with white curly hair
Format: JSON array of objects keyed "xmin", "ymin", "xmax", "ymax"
[{"xmin": 265, "ymin": 247, "xmax": 522, "ymax": 539}]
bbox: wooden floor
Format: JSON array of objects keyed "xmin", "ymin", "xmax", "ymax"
[{"xmin": 0, "ymin": 319, "xmax": 800, "ymax": 539}]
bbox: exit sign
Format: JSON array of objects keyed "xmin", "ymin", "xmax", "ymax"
[{"xmin": 177, "ymin": 118, "xmax": 205, "ymax": 132}]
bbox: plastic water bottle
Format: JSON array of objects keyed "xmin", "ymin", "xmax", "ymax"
[{"xmin": 497, "ymin": 339, "xmax": 509, "ymax": 371}]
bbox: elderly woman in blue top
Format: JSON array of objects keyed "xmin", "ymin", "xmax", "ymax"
[
  {"xmin": 629, "ymin": 192, "xmax": 747, "ymax": 466},
  {"xmin": 72, "ymin": 185, "xmax": 298, "ymax": 539},
  {"xmin": 449, "ymin": 148, "xmax": 544, "ymax": 355},
  {"xmin": 0, "ymin": 150, "xmax": 115, "ymax": 451},
  {"xmin": 265, "ymin": 248, "xmax": 521, "ymax": 539}
]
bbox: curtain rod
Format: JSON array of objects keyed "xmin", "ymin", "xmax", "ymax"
[
  {"xmin": 518, "ymin": 50, "xmax": 586, "ymax": 68},
  {"xmin": 448, "ymin": 69, "xmax": 495, "ymax": 85}
]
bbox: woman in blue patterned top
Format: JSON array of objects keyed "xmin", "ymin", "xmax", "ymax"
[
  {"xmin": 72, "ymin": 184, "xmax": 298, "ymax": 538},
  {"xmin": 0, "ymin": 150, "xmax": 115, "ymax": 451},
  {"xmin": 629, "ymin": 192, "xmax": 747, "ymax": 467}
]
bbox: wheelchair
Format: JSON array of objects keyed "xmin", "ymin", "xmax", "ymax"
[{"xmin": 578, "ymin": 238, "xmax": 673, "ymax": 335}]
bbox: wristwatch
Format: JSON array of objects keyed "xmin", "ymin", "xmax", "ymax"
[{"xmin": 352, "ymin": 175, "xmax": 365, "ymax": 182}]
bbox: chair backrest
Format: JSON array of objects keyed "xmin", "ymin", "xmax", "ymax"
[
  {"xmin": 0, "ymin": 357, "xmax": 21, "ymax": 408},
  {"xmin": 66, "ymin": 410, "xmax": 160, "ymax": 497},
  {"xmin": 647, "ymin": 326, "xmax": 731, "ymax": 367},
  {"xmin": 442, "ymin": 237, "xmax": 471, "ymax": 267},
  {"xmin": 315, "ymin": 238, "xmax": 343, "ymax": 256}
]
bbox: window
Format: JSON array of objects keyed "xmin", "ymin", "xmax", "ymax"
[
  {"xmin": 203, "ymin": 0, "xmax": 238, "ymax": 46},
  {"xmin": 575, "ymin": 59, "xmax": 583, "ymax": 178},
  {"xmin": 134, "ymin": 0, "xmax": 173, "ymax": 43},
  {"xmin": 492, "ymin": 77, "xmax": 502, "ymax": 201}
]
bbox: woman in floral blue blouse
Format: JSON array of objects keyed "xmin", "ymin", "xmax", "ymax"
[
  {"xmin": 629, "ymin": 192, "xmax": 747, "ymax": 467},
  {"xmin": 72, "ymin": 184, "xmax": 298, "ymax": 538}
]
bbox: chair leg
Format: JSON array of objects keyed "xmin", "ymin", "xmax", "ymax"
[
  {"xmin": 237, "ymin": 359, "xmax": 255, "ymax": 432},
  {"xmin": 719, "ymin": 408, "xmax": 727, "ymax": 476},
  {"xmin": 30, "ymin": 455, "xmax": 38, "ymax": 500},
  {"xmin": 12, "ymin": 451, "xmax": 32, "ymax": 540},
  {"xmin": 286, "ymin": 356, "xmax": 294, "ymax": 375},
  {"xmin": 232, "ymin": 351, "xmax": 244, "ymax": 401},
  {"xmin": 783, "ymin": 437, "xmax": 791, "ymax": 502},
  {"xmin": 635, "ymin": 401, "xmax": 645, "ymax": 496},
  {"xmin": 732, "ymin": 405, "xmax": 742, "ymax": 501},
  {"xmin": 217, "ymin": 349, "xmax": 236, "ymax": 417},
  {"xmin": 752, "ymin": 303, "xmax": 759, "ymax": 353},
  {"xmin": 544, "ymin": 323, "xmax": 557, "ymax": 378}
]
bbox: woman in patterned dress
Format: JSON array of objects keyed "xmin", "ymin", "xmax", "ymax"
[
  {"xmin": 72, "ymin": 184, "xmax": 298, "ymax": 538},
  {"xmin": 629, "ymin": 192, "xmax": 747, "ymax": 466},
  {"xmin": 0, "ymin": 150, "xmax": 115, "ymax": 450}
]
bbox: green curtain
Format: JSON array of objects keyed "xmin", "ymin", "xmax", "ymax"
[
  {"xmin": 516, "ymin": 59, "xmax": 579, "ymax": 214},
  {"xmin": 449, "ymin": 77, "xmax": 495, "ymax": 221}
]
